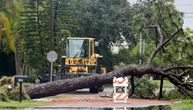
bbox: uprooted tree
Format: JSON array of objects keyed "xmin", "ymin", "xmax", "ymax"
[
  {"xmin": 25, "ymin": 0, "xmax": 193, "ymax": 99},
  {"xmin": 25, "ymin": 66, "xmax": 193, "ymax": 99}
]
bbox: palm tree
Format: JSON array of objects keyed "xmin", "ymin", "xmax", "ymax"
[
  {"xmin": 0, "ymin": 12, "xmax": 15, "ymax": 51},
  {"xmin": 0, "ymin": 0, "xmax": 23, "ymax": 74}
]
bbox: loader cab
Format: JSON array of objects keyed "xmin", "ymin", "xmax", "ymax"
[
  {"xmin": 62, "ymin": 37, "xmax": 97, "ymax": 75},
  {"xmin": 66, "ymin": 38, "xmax": 91, "ymax": 58},
  {"xmin": 65, "ymin": 38, "xmax": 95, "ymax": 62}
]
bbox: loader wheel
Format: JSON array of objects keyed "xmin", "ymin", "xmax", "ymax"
[
  {"xmin": 98, "ymin": 86, "xmax": 104, "ymax": 92},
  {"xmin": 89, "ymin": 86, "xmax": 99, "ymax": 93}
]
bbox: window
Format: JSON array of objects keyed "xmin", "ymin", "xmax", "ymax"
[{"xmin": 66, "ymin": 39, "xmax": 89, "ymax": 58}]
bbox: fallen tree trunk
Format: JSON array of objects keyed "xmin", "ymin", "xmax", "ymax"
[{"xmin": 25, "ymin": 66, "xmax": 193, "ymax": 99}]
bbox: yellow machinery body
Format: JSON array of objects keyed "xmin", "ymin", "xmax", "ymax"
[{"xmin": 61, "ymin": 37, "xmax": 106, "ymax": 78}]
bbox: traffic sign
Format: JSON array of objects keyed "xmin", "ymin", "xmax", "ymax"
[
  {"xmin": 47, "ymin": 51, "xmax": 57, "ymax": 82},
  {"xmin": 47, "ymin": 51, "xmax": 58, "ymax": 62}
]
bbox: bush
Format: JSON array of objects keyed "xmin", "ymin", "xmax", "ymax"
[
  {"xmin": 163, "ymin": 89, "xmax": 187, "ymax": 99},
  {"xmin": 0, "ymin": 76, "xmax": 13, "ymax": 86},
  {"xmin": 0, "ymin": 86, "xmax": 30, "ymax": 101},
  {"xmin": 131, "ymin": 76, "xmax": 158, "ymax": 99},
  {"xmin": 0, "ymin": 86, "xmax": 9, "ymax": 102},
  {"xmin": 8, "ymin": 87, "xmax": 30, "ymax": 101},
  {"xmin": 0, "ymin": 76, "xmax": 30, "ymax": 101}
]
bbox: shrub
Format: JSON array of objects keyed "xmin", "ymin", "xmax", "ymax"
[
  {"xmin": 163, "ymin": 89, "xmax": 187, "ymax": 99},
  {"xmin": 8, "ymin": 87, "xmax": 30, "ymax": 101},
  {"xmin": 131, "ymin": 75, "xmax": 158, "ymax": 99},
  {"xmin": 0, "ymin": 76, "xmax": 13, "ymax": 86},
  {"xmin": 0, "ymin": 86, "xmax": 9, "ymax": 102},
  {"xmin": 0, "ymin": 77, "xmax": 30, "ymax": 101},
  {"xmin": 0, "ymin": 86, "xmax": 30, "ymax": 101}
]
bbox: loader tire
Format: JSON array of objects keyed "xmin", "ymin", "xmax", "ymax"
[{"xmin": 89, "ymin": 86, "xmax": 99, "ymax": 93}]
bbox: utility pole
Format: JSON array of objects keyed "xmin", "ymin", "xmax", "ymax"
[
  {"xmin": 139, "ymin": 32, "xmax": 142, "ymax": 65},
  {"xmin": 50, "ymin": 0, "xmax": 54, "ymax": 49},
  {"xmin": 49, "ymin": 0, "xmax": 54, "ymax": 81},
  {"xmin": 139, "ymin": 32, "xmax": 145, "ymax": 65}
]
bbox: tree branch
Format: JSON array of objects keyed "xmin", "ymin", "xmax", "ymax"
[
  {"xmin": 164, "ymin": 66, "xmax": 193, "ymax": 72},
  {"xmin": 146, "ymin": 26, "xmax": 182, "ymax": 65}
]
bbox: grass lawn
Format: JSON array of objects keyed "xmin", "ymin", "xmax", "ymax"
[
  {"xmin": 171, "ymin": 99, "xmax": 193, "ymax": 110},
  {"xmin": 17, "ymin": 82, "xmax": 33, "ymax": 87},
  {"xmin": 150, "ymin": 80, "xmax": 174, "ymax": 88},
  {"xmin": 0, "ymin": 100, "xmax": 51, "ymax": 108}
]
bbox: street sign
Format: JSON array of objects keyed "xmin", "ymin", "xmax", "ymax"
[
  {"xmin": 47, "ymin": 51, "xmax": 58, "ymax": 62},
  {"xmin": 47, "ymin": 51, "xmax": 58, "ymax": 82}
]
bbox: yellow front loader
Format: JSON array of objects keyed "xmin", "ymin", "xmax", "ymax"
[{"xmin": 60, "ymin": 37, "xmax": 106, "ymax": 93}]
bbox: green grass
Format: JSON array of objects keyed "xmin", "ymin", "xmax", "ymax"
[
  {"xmin": 171, "ymin": 100, "xmax": 193, "ymax": 110},
  {"xmin": 16, "ymin": 82, "xmax": 33, "ymax": 87},
  {"xmin": 23, "ymin": 82, "xmax": 33, "ymax": 86},
  {"xmin": 0, "ymin": 100, "xmax": 51, "ymax": 108},
  {"xmin": 150, "ymin": 80, "xmax": 174, "ymax": 88}
]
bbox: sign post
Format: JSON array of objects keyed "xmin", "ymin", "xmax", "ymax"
[
  {"xmin": 14, "ymin": 75, "xmax": 28, "ymax": 103},
  {"xmin": 19, "ymin": 81, "xmax": 22, "ymax": 102},
  {"xmin": 47, "ymin": 51, "xmax": 58, "ymax": 82}
]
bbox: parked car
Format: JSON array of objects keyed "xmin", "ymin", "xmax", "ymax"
[
  {"xmin": 34, "ymin": 73, "xmax": 57, "ymax": 84},
  {"xmin": 188, "ymin": 79, "xmax": 193, "ymax": 83}
]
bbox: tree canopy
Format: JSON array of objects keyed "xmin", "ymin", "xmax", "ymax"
[
  {"xmin": 0, "ymin": 0, "xmax": 192, "ymax": 83},
  {"xmin": 0, "ymin": 0, "xmax": 193, "ymax": 99}
]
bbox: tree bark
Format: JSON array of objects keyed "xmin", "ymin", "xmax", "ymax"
[
  {"xmin": 159, "ymin": 76, "xmax": 164, "ymax": 100},
  {"xmin": 129, "ymin": 76, "xmax": 135, "ymax": 97},
  {"xmin": 25, "ymin": 66, "xmax": 193, "ymax": 99},
  {"xmin": 14, "ymin": 33, "xmax": 21, "ymax": 75}
]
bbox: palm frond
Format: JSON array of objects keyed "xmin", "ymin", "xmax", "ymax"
[
  {"xmin": 0, "ymin": 12, "xmax": 15, "ymax": 52},
  {"xmin": 0, "ymin": 23, "xmax": 2, "ymax": 48}
]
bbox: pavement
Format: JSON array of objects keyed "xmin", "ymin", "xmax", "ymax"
[{"xmin": 30, "ymin": 87, "xmax": 172, "ymax": 109}]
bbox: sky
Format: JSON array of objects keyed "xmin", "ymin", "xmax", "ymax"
[
  {"xmin": 128, "ymin": 0, "xmax": 193, "ymax": 29},
  {"xmin": 175, "ymin": 0, "xmax": 193, "ymax": 29}
]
